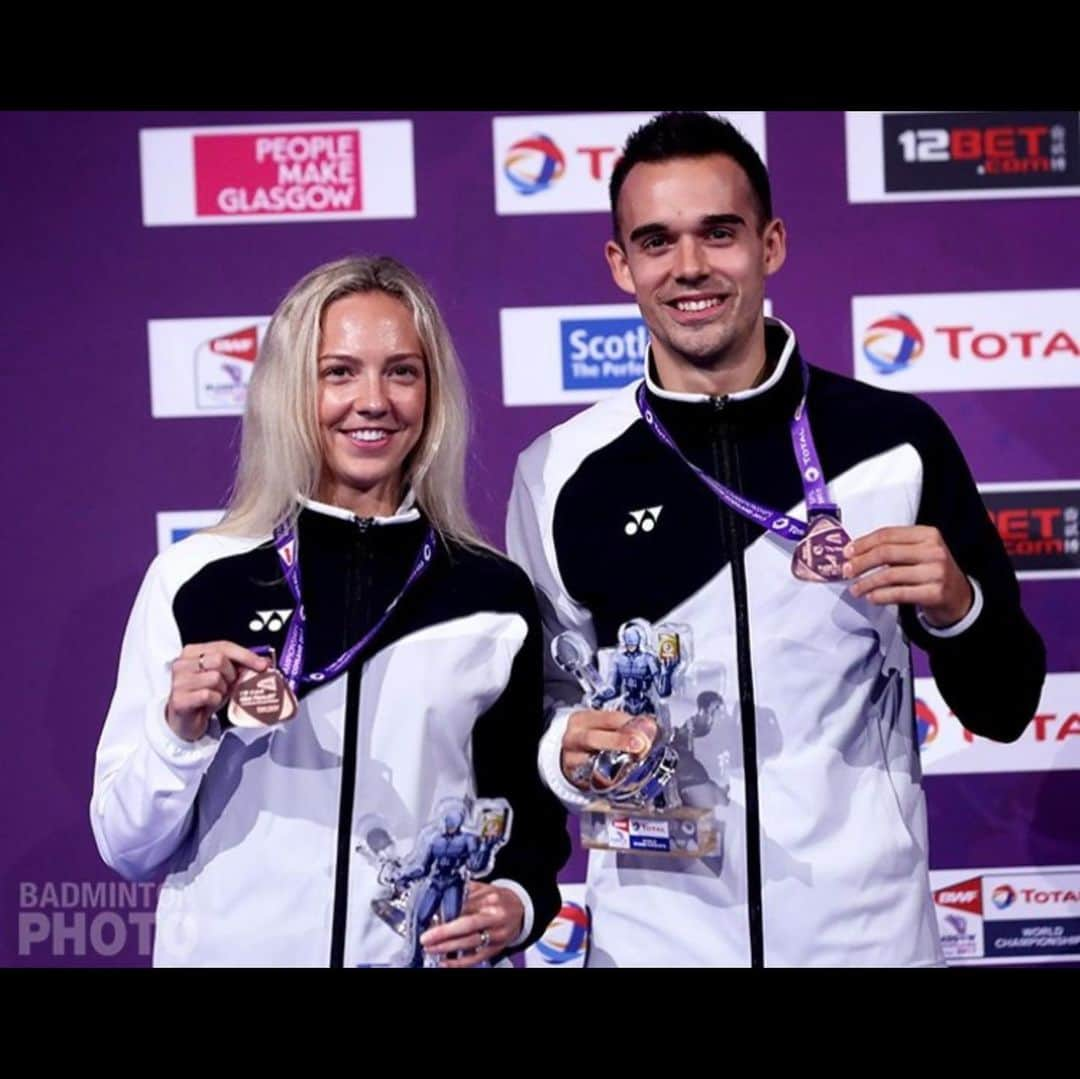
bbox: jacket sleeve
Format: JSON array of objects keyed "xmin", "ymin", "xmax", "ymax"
[
  {"xmin": 900, "ymin": 405, "xmax": 1046, "ymax": 743},
  {"xmin": 90, "ymin": 555, "xmax": 227, "ymax": 880},
  {"xmin": 470, "ymin": 569, "xmax": 572, "ymax": 956},
  {"xmin": 507, "ymin": 453, "xmax": 598, "ymax": 812}
]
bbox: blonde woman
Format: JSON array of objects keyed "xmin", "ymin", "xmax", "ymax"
[{"xmin": 92, "ymin": 256, "xmax": 569, "ymax": 967}]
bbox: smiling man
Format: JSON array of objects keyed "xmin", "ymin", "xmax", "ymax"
[
  {"xmin": 507, "ymin": 111, "xmax": 1045, "ymax": 967},
  {"xmin": 605, "ymin": 150, "xmax": 783, "ymax": 396}
]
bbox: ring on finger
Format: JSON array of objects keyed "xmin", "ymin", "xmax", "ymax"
[
  {"xmin": 197, "ymin": 653, "xmax": 207, "ymax": 672},
  {"xmin": 479, "ymin": 928, "xmax": 492, "ymax": 949}
]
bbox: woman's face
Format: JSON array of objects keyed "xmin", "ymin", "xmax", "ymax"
[{"xmin": 316, "ymin": 291, "xmax": 427, "ymax": 514}]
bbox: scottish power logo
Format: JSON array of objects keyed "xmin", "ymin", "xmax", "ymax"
[{"xmin": 560, "ymin": 318, "xmax": 648, "ymax": 390}]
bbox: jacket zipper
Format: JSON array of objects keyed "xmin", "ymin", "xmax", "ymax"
[
  {"xmin": 710, "ymin": 396, "xmax": 765, "ymax": 968},
  {"xmin": 329, "ymin": 516, "xmax": 374, "ymax": 967}
]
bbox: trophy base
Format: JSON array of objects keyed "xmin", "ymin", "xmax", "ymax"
[{"xmin": 581, "ymin": 801, "xmax": 716, "ymax": 857}]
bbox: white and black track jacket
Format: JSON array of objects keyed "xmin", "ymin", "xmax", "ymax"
[
  {"xmin": 92, "ymin": 498, "xmax": 570, "ymax": 966},
  {"xmin": 508, "ymin": 319, "xmax": 1045, "ymax": 968}
]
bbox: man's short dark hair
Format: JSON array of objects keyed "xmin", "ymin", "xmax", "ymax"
[{"xmin": 609, "ymin": 111, "xmax": 773, "ymax": 241}]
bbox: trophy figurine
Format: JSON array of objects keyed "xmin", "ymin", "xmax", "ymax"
[
  {"xmin": 355, "ymin": 797, "xmax": 512, "ymax": 967},
  {"xmin": 552, "ymin": 620, "xmax": 716, "ymax": 858}
]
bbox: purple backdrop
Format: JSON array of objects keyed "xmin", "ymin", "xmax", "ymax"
[{"xmin": 3, "ymin": 110, "xmax": 1077, "ymax": 966}]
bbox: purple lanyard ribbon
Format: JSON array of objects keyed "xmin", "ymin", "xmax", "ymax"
[
  {"xmin": 635, "ymin": 360, "xmax": 838, "ymax": 543},
  {"xmin": 271, "ymin": 518, "xmax": 436, "ymax": 692}
]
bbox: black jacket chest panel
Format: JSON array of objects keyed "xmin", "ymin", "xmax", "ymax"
[
  {"xmin": 172, "ymin": 512, "xmax": 533, "ymax": 700},
  {"xmin": 553, "ymin": 334, "xmax": 941, "ymax": 647}
]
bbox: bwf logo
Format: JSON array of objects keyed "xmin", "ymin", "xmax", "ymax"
[
  {"xmin": 625, "ymin": 506, "xmax": 663, "ymax": 536},
  {"xmin": 249, "ymin": 609, "xmax": 293, "ymax": 633}
]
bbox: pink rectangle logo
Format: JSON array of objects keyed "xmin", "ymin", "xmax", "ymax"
[{"xmin": 193, "ymin": 129, "xmax": 362, "ymax": 216}]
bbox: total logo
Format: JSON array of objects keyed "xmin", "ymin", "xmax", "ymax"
[
  {"xmin": 494, "ymin": 112, "xmax": 767, "ymax": 217},
  {"xmin": 533, "ymin": 900, "xmax": 590, "ymax": 966},
  {"xmin": 503, "ymin": 134, "xmax": 567, "ymax": 196},
  {"xmin": 862, "ymin": 313, "xmax": 925, "ymax": 375},
  {"xmin": 500, "ymin": 130, "xmax": 620, "ymax": 199},
  {"xmin": 861, "ymin": 313, "xmax": 1080, "ymax": 376},
  {"xmin": 852, "ymin": 291, "xmax": 1080, "ymax": 393},
  {"xmin": 914, "ymin": 682, "xmax": 1080, "ymax": 772},
  {"xmin": 991, "ymin": 882, "xmax": 1080, "ymax": 906},
  {"xmin": 991, "ymin": 884, "xmax": 1017, "ymax": 910},
  {"xmin": 917, "ymin": 693, "xmax": 1080, "ymax": 752},
  {"xmin": 915, "ymin": 698, "xmax": 939, "ymax": 747}
]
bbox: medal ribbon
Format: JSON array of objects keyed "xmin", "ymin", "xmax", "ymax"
[
  {"xmin": 634, "ymin": 359, "xmax": 840, "ymax": 541},
  {"xmin": 270, "ymin": 518, "xmax": 436, "ymax": 692}
]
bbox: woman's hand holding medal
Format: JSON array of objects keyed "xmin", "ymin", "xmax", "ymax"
[{"xmin": 166, "ymin": 642, "xmax": 271, "ymax": 741}]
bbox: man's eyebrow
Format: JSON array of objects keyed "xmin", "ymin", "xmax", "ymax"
[{"xmin": 627, "ymin": 213, "xmax": 746, "ymax": 245}]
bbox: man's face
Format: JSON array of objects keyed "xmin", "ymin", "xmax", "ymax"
[{"xmin": 606, "ymin": 154, "xmax": 785, "ymax": 375}]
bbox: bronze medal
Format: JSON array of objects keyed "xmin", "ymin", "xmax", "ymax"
[
  {"xmin": 791, "ymin": 513, "xmax": 851, "ymax": 583},
  {"xmin": 228, "ymin": 648, "xmax": 298, "ymax": 728}
]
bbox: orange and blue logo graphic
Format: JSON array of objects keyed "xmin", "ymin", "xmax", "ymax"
[
  {"xmin": 863, "ymin": 313, "xmax": 925, "ymax": 375},
  {"xmin": 991, "ymin": 884, "xmax": 1017, "ymax": 910},
  {"xmin": 504, "ymin": 134, "xmax": 566, "ymax": 195},
  {"xmin": 915, "ymin": 698, "xmax": 939, "ymax": 747},
  {"xmin": 534, "ymin": 899, "xmax": 589, "ymax": 965}
]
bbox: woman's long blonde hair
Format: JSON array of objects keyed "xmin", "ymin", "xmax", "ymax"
[{"xmin": 214, "ymin": 255, "xmax": 485, "ymax": 547}]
